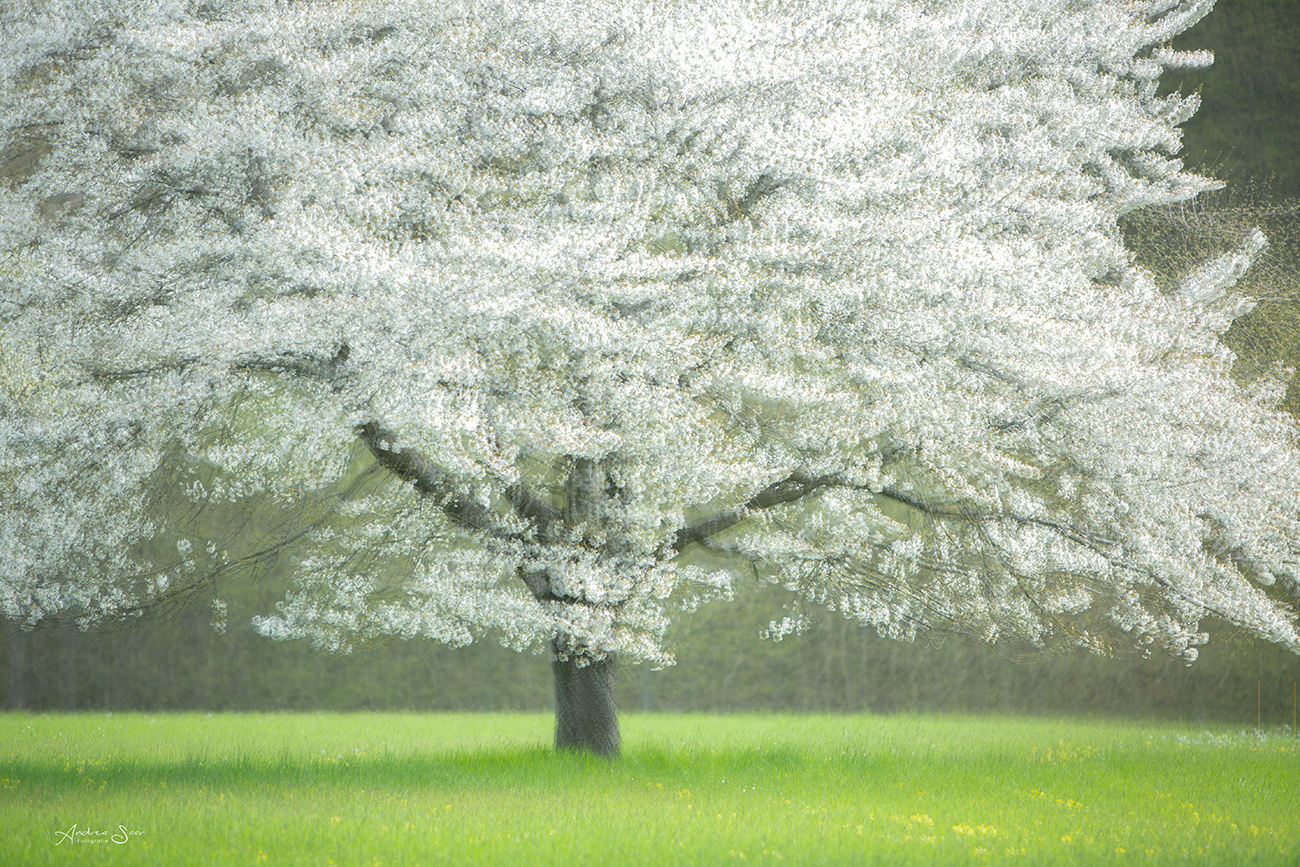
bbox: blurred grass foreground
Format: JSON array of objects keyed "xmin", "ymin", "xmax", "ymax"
[{"xmin": 1, "ymin": 712, "xmax": 1297, "ymax": 866}]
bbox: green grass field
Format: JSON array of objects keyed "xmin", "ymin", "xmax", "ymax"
[{"xmin": 1, "ymin": 712, "xmax": 1296, "ymax": 865}]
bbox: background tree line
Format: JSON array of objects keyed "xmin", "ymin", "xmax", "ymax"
[
  {"xmin": 3, "ymin": 0, "xmax": 1299, "ymax": 723},
  {"xmin": 6, "ymin": 573, "xmax": 1300, "ymax": 724}
]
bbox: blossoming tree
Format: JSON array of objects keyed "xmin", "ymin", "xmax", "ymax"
[{"xmin": 3, "ymin": 0, "xmax": 1298, "ymax": 754}]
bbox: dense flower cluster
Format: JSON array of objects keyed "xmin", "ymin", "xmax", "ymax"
[{"xmin": 2, "ymin": 0, "xmax": 1297, "ymax": 665}]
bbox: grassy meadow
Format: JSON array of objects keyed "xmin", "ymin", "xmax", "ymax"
[{"xmin": 0, "ymin": 712, "xmax": 1296, "ymax": 865}]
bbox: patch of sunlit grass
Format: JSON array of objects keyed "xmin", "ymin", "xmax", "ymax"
[{"xmin": 0, "ymin": 712, "xmax": 1296, "ymax": 865}]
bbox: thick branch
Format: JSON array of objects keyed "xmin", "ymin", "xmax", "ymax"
[
  {"xmin": 876, "ymin": 486, "xmax": 1120, "ymax": 554},
  {"xmin": 672, "ymin": 470, "xmax": 841, "ymax": 554},
  {"xmin": 506, "ymin": 482, "xmax": 561, "ymax": 538},
  {"xmin": 237, "ymin": 342, "xmax": 351, "ymax": 386},
  {"xmin": 671, "ymin": 470, "xmax": 1125, "ymax": 570},
  {"xmin": 86, "ymin": 343, "xmax": 352, "ymax": 386},
  {"xmin": 354, "ymin": 421, "xmax": 517, "ymax": 539},
  {"xmin": 91, "ymin": 346, "xmax": 563, "ymax": 548},
  {"xmin": 88, "ymin": 357, "xmax": 200, "ymax": 382}
]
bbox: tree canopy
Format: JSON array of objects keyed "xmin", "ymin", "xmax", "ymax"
[{"xmin": 3, "ymin": 0, "xmax": 1299, "ymax": 718}]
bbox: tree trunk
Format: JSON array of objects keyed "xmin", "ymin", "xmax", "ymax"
[{"xmin": 552, "ymin": 641, "xmax": 620, "ymax": 757}]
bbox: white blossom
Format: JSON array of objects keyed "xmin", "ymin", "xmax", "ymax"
[{"xmin": 2, "ymin": 0, "xmax": 1297, "ymax": 666}]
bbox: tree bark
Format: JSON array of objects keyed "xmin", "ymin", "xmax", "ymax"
[{"xmin": 552, "ymin": 640, "xmax": 620, "ymax": 757}]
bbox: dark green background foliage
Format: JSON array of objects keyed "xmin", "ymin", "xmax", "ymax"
[
  {"xmin": 1170, "ymin": 0, "xmax": 1300, "ymax": 200},
  {"xmin": 1142, "ymin": 0, "xmax": 1300, "ymax": 412},
  {"xmin": 4, "ymin": 0, "xmax": 1300, "ymax": 721}
]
